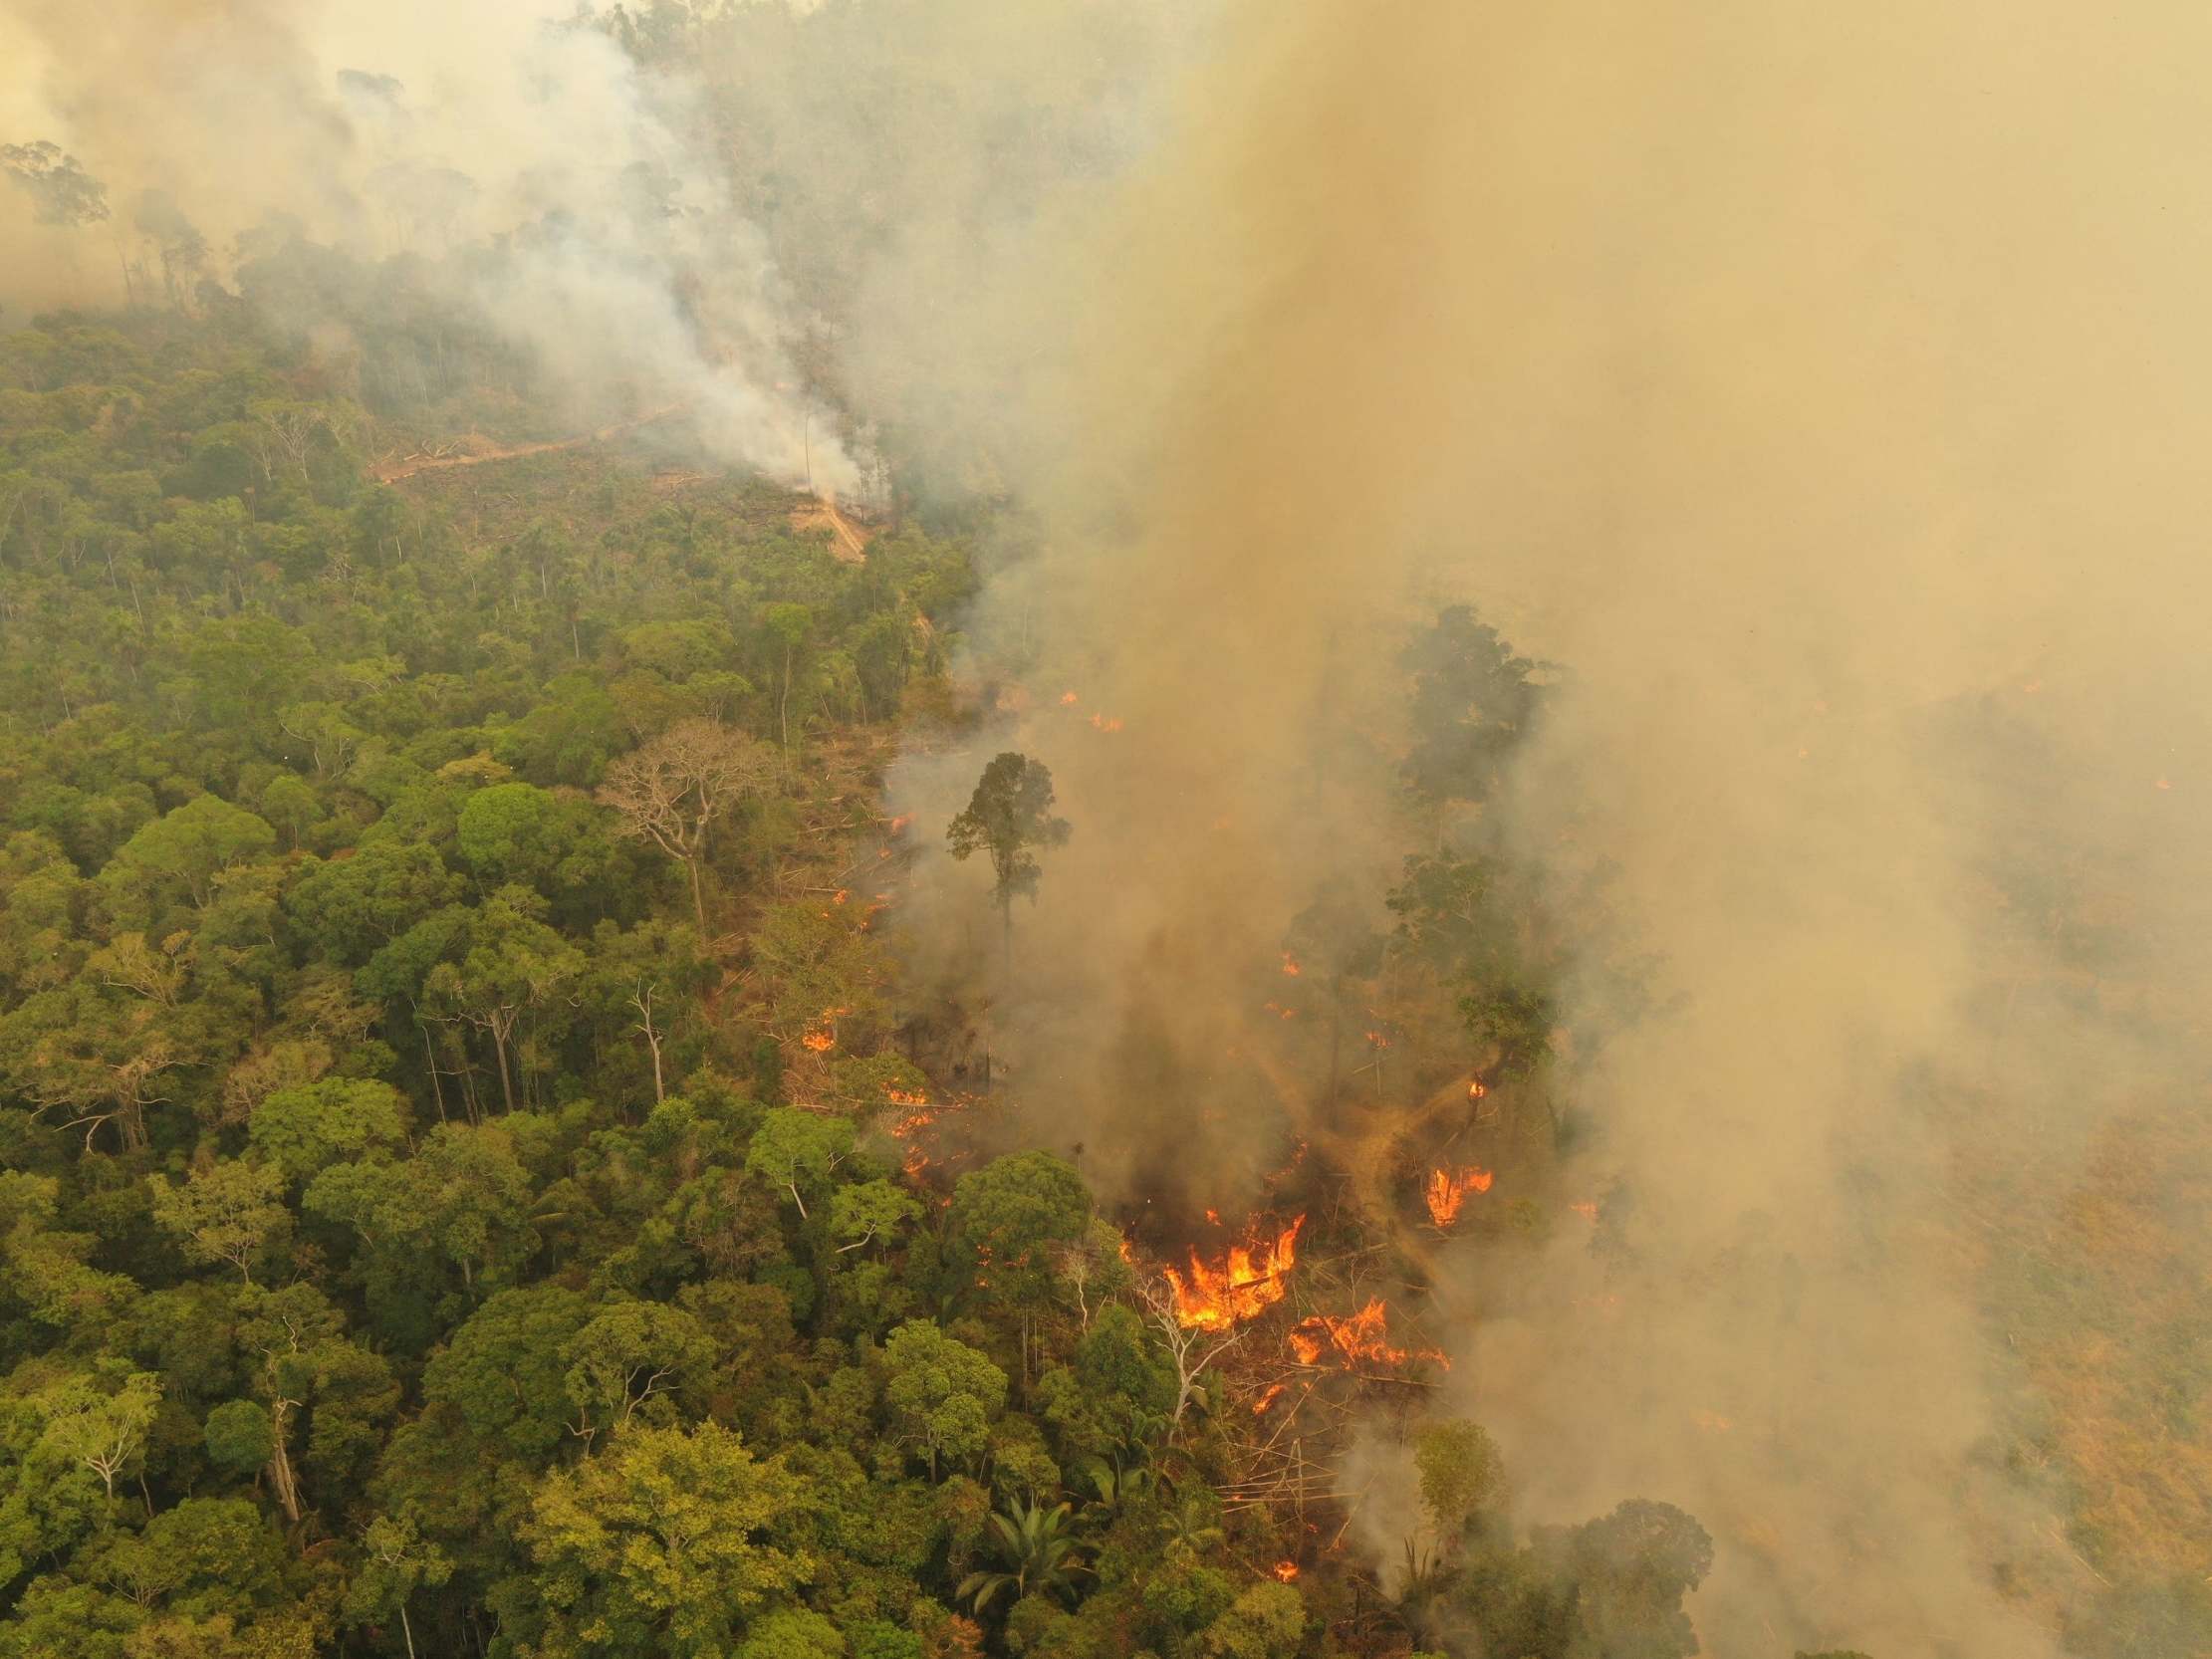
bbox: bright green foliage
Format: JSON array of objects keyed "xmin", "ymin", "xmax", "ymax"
[
  {"xmin": 0, "ymin": 1172, "xmax": 134, "ymax": 1326},
  {"xmin": 31, "ymin": 1369, "xmax": 160, "ymax": 1503},
  {"xmin": 247, "ymin": 1077, "xmax": 409, "ymax": 1183},
  {"xmin": 956, "ymin": 1498, "xmax": 1089, "ymax": 1613},
  {"xmin": 830, "ymin": 1179, "xmax": 921, "ymax": 1254},
  {"xmin": 420, "ymin": 1287, "xmax": 592, "ymax": 1461},
  {"xmin": 1198, "ymin": 1581, "xmax": 1306, "ymax": 1659},
  {"xmin": 424, "ymin": 886, "xmax": 585, "ymax": 1113},
  {"xmin": 561, "ymin": 1301, "xmax": 718, "ymax": 1441},
  {"xmin": 521, "ymin": 1421, "xmax": 815, "ymax": 1659},
  {"xmin": 104, "ymin": 795, "xmax": 278, "ymax": 912},
  {"xmin": 848, "ymin": 1619, "xmax": 922, "ymax": 1659},
  {"xmin": 740, "ymin": 1607, "xmax": 847, "ymax": 1659},
  {"xmin": 454, "ymin": 782, "xmax": 614, "ymax": 900},
  {"xmin": 881, "ymin": 1320, "xmax": 1007, "ymax": 1479},
  {"xmin": 285, "ymin": 841, "xmax": 464, "ymax": 963},
  {"xmin": 147, "ymin": 1161, "xmax": 288, "ymax": 1282},
  {"xmin": 1035, "ymin": 1306, "xmax": 1175, "ymax": 1461},
  {"xmin": 746, "ymin": 1107, "xmax": 856, "ymax": 1219},
  {"xmin": 948, "ymin": 1152, "xmax": 1091, "ymax": 1322}
]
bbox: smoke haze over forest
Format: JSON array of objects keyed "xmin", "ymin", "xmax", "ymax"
[{"xmin": 8, "ymin": 2, "xmax": 2211, "ymax": 1655}]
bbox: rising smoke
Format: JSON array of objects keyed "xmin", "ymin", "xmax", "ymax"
[
  {"xmin": 1, "ymin": 0, "xmax": 861, "ymax": 485},
  {"xmin": 883, "ymin": 1, "xmax": 2212, "ymax": 1653},
  {"xmin": 11, "ymin": 0, "xmax": 2211, "ymax": 1651}
]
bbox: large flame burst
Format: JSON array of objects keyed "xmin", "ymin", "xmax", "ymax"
[
  {"xmin": 1161, "ymin": 1216, "xmax": 1307, "ymax": 1329},
  {"xmin": 1423, "ymin": 1165, "xmax": 1494, "ymax": 1227},
  {"xmin": 1289, "ymin": 1299, "xmax": 1448, "ymax": 1371}
]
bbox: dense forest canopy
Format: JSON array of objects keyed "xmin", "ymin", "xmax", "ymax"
[{"xmin": 0, "ymin": 309, "xmax": 1740, "ymax": 1659}]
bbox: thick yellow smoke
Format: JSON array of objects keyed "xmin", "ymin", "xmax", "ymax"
[{"xmin": 894, "ymin": 0, "xmax": 2212, "ymax": 1650}]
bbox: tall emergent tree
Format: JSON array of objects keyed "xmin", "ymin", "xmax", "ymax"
[
  {"xmin": 946, "ymin": 751, "xmax": 1071, "ymax": 963},
  {"xmin": 597, "ymin": 717, "xmax": 773, "ymax": 934}
]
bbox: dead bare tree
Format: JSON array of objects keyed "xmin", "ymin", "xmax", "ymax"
[
  {"xmin": 27, "ymin": 1040, "xmax": 182, "ymax": 1153},
  {"xmin": 1138, "ymin": 1278, "xmax": 1248, "ymax": 1432},
  {"xmin": 597, "ymin": 718, "xmax": 775, "ymax": 935},
  {"xmin": 630, "ymin": 981, "xmax": 666, "ymax": 1105}
]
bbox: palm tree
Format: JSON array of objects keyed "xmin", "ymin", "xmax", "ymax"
[
  {"xmin": 1079, "ymin": 1455, "xmax": 1159, "ymax": 1522},
  {"xmin": 1157, "ymin": 1493, "xmax": 1226, "ymax": 1558},
  {"xmin": 1395, "ymin": 1537, "xmax": 1454, "ymax": 1645},
  {"xmin": 956, "ymin": 1498, "xmax": 1092, "ymax": 1614}
]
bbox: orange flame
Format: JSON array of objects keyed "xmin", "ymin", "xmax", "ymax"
[
  {"xmin": 1692, "ymin": 1410, "xmax": 1733, "ymax": 1434},
  {"xmin": 1467, "ymin": 1078, "xmax": 1488, "ymax": 1100},
  {"xmin": 887, "ymin": 814, "xmax": 914, "ymax": 833},
  {"xmin": 1288, "ymin": 1299, "xmax": 1447, "ymax": 1371},
  {"xmin": 1281, "ymin": 951, "xmax": 1302, "ymax": 977},
  {"xmin": 801, "ymin": 1030, "xmax": 836, "ymax": 1053},
  {"xmin": 882, "ymin": 1088, "xmax": 940, "ymax": 1178},
  {"xmin": 1161, "ymin": 1216, "xmax": 1306, "ymax": 1329},
  {"xmin": 1253, "ymin": 1382, "xmax": 1287, "ymax": 1416},
  {"xmin": 832, "ymin": 888, "xmax": 850, "ymax": 905},
  {"xmin": 1059, "ymin": 690, "xmax": 1080, "ymax": 705},
  {"xmin": 1090, "ymin": 712, "xmax": 1123, "ymax": 733},
  {"xmin": 1569, "ymin": 1200, "xmax": 1598, "ymax": 1222},
  {"xmin": 1272, "ymin": 1561, "xmax": 1300, "ymax": 1583},
  {"xmin": 1423, "ymin": 1165, "xmax": 1494, "ymax": 1227}
]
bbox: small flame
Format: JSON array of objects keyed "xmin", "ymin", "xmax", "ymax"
[
  {"xmin": 1281, "ymin": 951, "xmax": 1302, "ymax": 977},
  {"xmin": 1272, "ymin": 1560, "xmax": 1300, "ymax": 1583},
  {"xmin": 1253, "ymin": 1382, "xmax": 1286, "ymax": 1416},
  {"xmin": 1090, "ymin": 712, "xmax": 1123, "ymax": 733},
  {"xmin": 1423, "ymin": 1165, "xmax": 1494, "ymax": 1227},
  {"xmin": 887, "ymin": 814, "xmax": 914, "ymax": 833},
  {"xmin": 1288, "ymin": 1299, "xmax": 1446, "ymax": 1371},
  {"xmin": 1203, "ymin": 1208, "xmax": 1221, "ymax": 1225},
  {"xmin": 1693, "ymin": 1410, "xmax": 1734, "ymax": 1434},
  {"xmin": 1060, "ymin": 690, "xmax": 1080, "ymax": 705},
  {"xmin": 1569, "ymin": 1201, "xmax": 1598, "ymax": 1223},
  {"xmin": 832, "ymin": 888, "xmax": 850, "ymax": 905},
  {"xmin": 883, "ymin": 1088, "xmax": 941, "ymax": 1178},
  {"xmin": 1160, "ymin": 1216, "xmax": 1306, "ymax": 1329},
  {"xmin": 1362, "ymin": 1030, "xmax": 1391, "ymax": 1048},
  {"xmin": 1467, "ymin": 1077, "xmax": 1488, "ymax": 1100}
]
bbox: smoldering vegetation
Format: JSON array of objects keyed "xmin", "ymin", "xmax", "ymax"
[{"xmin": 1, "ymin": 0, "xmax": 1205, "ymax": 493}]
